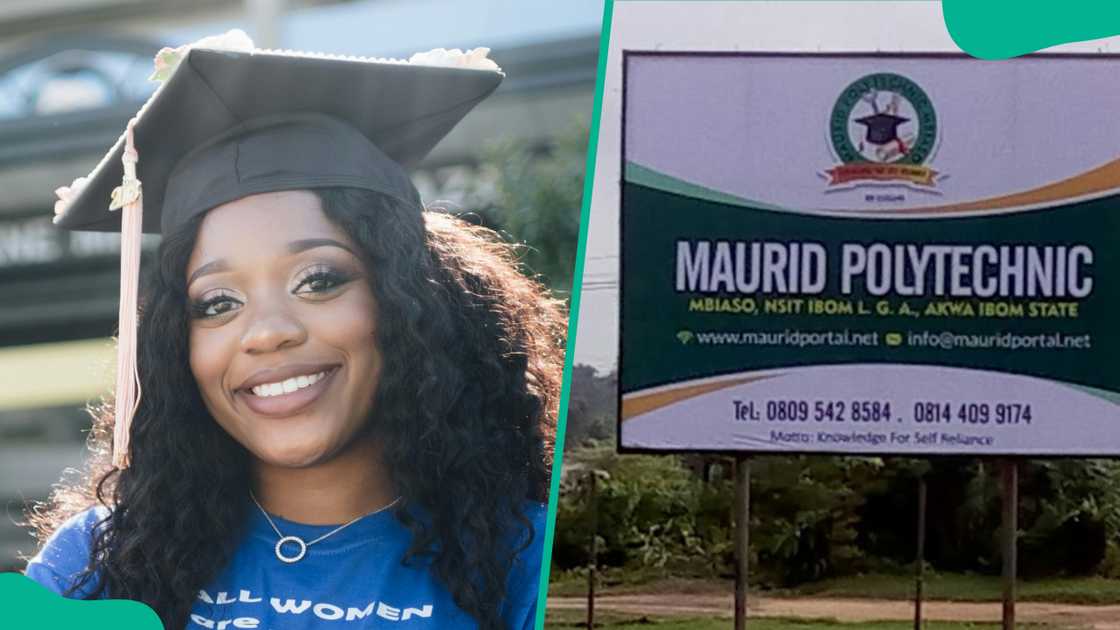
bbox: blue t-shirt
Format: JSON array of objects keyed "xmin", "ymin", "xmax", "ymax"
[{"xmin": 25, "ymin": 503, "xmax": 544, "ymax": 629}]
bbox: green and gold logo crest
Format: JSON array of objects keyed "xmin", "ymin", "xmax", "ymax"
[{"xmin": 825, "ymin": 72, "xmax": 940, "ymax": 188}]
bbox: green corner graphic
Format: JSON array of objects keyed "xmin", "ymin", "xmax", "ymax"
[
  {"xmin": 943, "ymin": 0, "xmax": 1120, "ymax": 59},
  {"xmin": 0, "ymin": 573, "xmax": 161, "ymax": 629}
]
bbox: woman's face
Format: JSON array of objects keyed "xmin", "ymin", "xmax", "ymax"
[{"xmin": 186, "ymin": 190, "xmax": 381, "ymax": 468}]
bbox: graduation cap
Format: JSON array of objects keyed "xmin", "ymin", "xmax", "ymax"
[
  {"xmin": 854, "ymin": 112, "xmax": 908, "ymax": 146},
  {"xmin": 50, "ymin": 31, "xmax": 503, "ymax": 468}
]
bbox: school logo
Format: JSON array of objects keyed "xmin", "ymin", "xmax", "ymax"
[{"xmin": 824, "ymin": 72, "xmax": 940, "ymax": 188}]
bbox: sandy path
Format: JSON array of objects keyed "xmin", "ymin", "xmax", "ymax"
[{"xmin": 548, "ymin": 594, "xmax": 1120, "ymax": 629}]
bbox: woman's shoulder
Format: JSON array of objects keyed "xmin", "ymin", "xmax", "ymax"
[
  {"xmin": 508, "ymin": 500, "xmax": 547, "ymax": 592},
  {"xmin": 519, "ymin": 500, "xmax": 547, "ymax": 534},
  {"xmin": 500, "ymin": 501, "xmax": 548, "ymax": 629},
  {"xmin": 24, "ymin": 505, "xmax": 109, "ymax": 597},
  {"xmin": 510, "ymin": 500, "xmax": 547, "ymax": 558}
]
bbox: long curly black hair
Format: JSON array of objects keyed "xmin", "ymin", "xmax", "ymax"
[{"xmin": 30, "ymin": 187, "xmax": 566, "ymax": 630}]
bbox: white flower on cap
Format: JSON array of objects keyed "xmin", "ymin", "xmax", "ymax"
[
  {"xmin": 408, "ymin": 47, "xmax": 501, "ymax": 72},
  {"xmin": 52, "ymin": 176, "xmax": 90, "ymax": 223},
  {"xmin": 150, "ymin": 29, "xmax": 255, "ymax": 82}
]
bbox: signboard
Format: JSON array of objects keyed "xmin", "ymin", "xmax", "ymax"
[{"xmin": 619, "ymin": 53, "xmax": 1120, "ymax": 455}]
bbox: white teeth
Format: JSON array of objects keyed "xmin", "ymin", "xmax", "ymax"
[{"xmin": 250, "ymin": 370, "xmax": 328, "ymax": 397}]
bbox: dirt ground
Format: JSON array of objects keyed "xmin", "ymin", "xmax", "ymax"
[{"xmin": 548, "ymin": 594, "xmax": 1120, "ymax": 629}]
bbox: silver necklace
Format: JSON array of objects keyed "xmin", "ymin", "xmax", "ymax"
[{"xmin": 250, "ymin": 491, "xmax": 400, "ymax": 564}]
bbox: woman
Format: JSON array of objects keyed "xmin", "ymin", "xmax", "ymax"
[{"xmin": 24, "ymin": 33, "xmax": 565, "ymax": 630}]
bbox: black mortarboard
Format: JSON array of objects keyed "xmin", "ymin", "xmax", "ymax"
[
  {"xmin": 54, "ymin": 40, "xmax": 502, "ymax": 234},
  {"xmin": 855, "ymin": 112, "xmax": 908, "ymax": 146},
  {"xmin": 49, "ymin": 33, "xmax": 503, "ymax": 468}
]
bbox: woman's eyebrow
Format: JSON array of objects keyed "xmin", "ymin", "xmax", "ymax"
[
  {"xmin": 287, "ymin": 238, "xmax": 357, "ymax": 256},
  {"xmin": 187, "ymin": 259, "xmax": 230, "ymax": 288},
  {"xmin": 187, "ymin": 239, "xmax": 356, "ymax": 288}
]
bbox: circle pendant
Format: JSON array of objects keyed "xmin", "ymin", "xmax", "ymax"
[{"xmin": 275, "ymin": 535, "xmax": 307, "ymax": 563}]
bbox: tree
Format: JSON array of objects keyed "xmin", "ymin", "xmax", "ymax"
[
  {"xmin": 468, "ymin": 120, "xmax": 588, "ymax": 293},
  {"xmin": 564, "ymin": 365, "xmax": 617, "ymax": 449}
]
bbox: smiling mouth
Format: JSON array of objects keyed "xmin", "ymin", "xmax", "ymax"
[{"xmin": 237, "ymin": 366, "xmax": 340, "ymax": 418}]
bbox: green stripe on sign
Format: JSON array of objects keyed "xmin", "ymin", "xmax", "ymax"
[{"xmin": 625, "ymin": 161, "xmax": 792, "ymax": 213}]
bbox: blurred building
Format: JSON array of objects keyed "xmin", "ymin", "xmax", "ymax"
[{"xmin": 0, "ymin": 0, "xmax": 600, "ymax": 569}]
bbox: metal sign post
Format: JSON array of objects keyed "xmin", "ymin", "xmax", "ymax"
[
  {"xmin": 735, "ymin": 455, "xmax": 751, "ymax": 630},
  {"xmin": 1001, "ymin": 460, "xmax": 1018, "ymax": 630},
  {"xmin": 914, "ymin": 475, "xmax": 927, "ymax": 630}
]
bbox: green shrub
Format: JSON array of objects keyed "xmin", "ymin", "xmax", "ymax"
[{"xmin": 554, "ymin": 441, "xmax": 1120, "ymax": 584}]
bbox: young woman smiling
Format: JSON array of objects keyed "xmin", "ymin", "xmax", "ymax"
[{"xmin": 25, "ymin": 34, "xmax": 564, "ymax": 630}]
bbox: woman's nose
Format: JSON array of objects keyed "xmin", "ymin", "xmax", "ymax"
[{"xmin": 239, "ymin": 307, "xmax": 308, "ymax": 354}]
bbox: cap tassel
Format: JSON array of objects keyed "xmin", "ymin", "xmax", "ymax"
[{"xmin": 110, "ymin": 119, "xmax": 144, "ymax": 469}]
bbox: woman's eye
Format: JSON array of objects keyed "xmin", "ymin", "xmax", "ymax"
[
  {"xmin": 190, "ymin": 294, "xmax": 242, "ymax": 319},
  {"xmin": 295, "ymin": 269, "xmax": 352, "ymax": 295}
]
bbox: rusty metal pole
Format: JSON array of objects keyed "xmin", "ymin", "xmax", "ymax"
[
  {"xmin": 1001, "ymin": 460, "xmax": 1018, "ymax": 630},
  {"xmin": 587, "ymin": 470, "xmax": 597, "ymax": 629},
  {"xmin": 735, "ymin": 455, "xmax": 751, "ymax": 630},
  {"xmin": 914, "ymin": 475, "xmax": 927, "ymax": 630}
]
